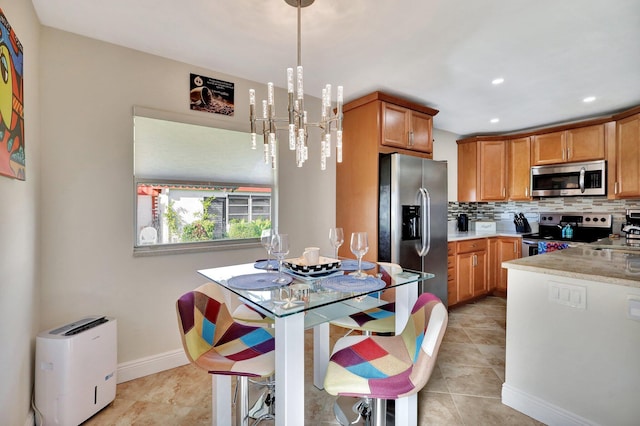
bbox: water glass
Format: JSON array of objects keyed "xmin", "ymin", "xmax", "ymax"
[
  {"xmin": 329, "ymin": 227, "xmax": 344, "ymax": 258},
  {"xmin": 271, "ymin": 233, "xmax": 290, "ymax": 284},
  {"xmin": 260, "ymin": 229, "xmax": 274, "ymax": 270},
  {"xmin": 350, "ymin": 232, "xmax": 369, "ymax": 279}
]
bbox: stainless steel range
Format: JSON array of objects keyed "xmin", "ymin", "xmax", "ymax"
[{"xmin": 522, "ymin": 212, "xmax": 613, "ymax": 256}]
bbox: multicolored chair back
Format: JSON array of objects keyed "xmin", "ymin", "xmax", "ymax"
[
  {"xmin": 324, "ymin": 292, "xmax": 448, "ymax": 400},
  {"xmin": 176, "ymin": 282, "xmax": 275, "ymax": 378}
]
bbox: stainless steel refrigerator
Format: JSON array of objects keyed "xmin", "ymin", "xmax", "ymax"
[{"xmin": 378, "ymin": 153, "xmax": 449, "ymax": 306}]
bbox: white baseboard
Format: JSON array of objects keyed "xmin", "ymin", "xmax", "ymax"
[
  {"xmin": 502, "ymin": 383, "xmax": 597, "ymax": 426},
  {"xmin": 117, "ymin": 349, "xmax": 189, "ymax": 384}
]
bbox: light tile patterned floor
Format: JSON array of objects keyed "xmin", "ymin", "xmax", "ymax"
[{"xmin": 82, "ymin": 296, "xmax": 545, "ymax": 425}]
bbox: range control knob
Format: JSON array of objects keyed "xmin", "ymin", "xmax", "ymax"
[{"xmin": 585, "ymin": 217, "xmax": 591, "ymax": 222}]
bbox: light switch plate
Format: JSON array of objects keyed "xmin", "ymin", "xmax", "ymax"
[{"xmin": 548, "ymin": 281, "xmax": 586, "ymax": 309}]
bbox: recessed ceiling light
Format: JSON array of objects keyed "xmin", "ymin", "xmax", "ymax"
[
  {"xmin": 583, "ymin": 96, "xmax": 596, "ymax": 103},
  {"xmin": 490, "ymin": 118, "xmax": 500, "ymax": 123},
  {"xmin": 492, "ymin": 77, "xmax": 504, "ymax": 85}
]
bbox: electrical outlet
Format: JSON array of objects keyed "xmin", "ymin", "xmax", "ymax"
[
  {"xmin": 628, "ymin": 296, "xmax": 640, "ymax": 321},
  {"xmin": 548, "ymin": 281, "xmax": 586, "ymax": 309}
]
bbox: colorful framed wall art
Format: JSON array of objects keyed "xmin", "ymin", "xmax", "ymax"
[{"xmin": 0, "ymin": 8, "xmax": 24, "ymax": 180}]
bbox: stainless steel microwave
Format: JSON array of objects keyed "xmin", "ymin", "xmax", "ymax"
[{"xmin": 531, "ymin": 160, "xmax": 606, "ymax": 197}]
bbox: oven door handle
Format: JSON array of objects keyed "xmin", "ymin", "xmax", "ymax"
[{"xmin": 579, "ymin": 167, "xmax": 586, "ymax": 193}]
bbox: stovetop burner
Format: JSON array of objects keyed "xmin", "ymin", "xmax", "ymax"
[{"xmin": 524, "ymin": 212, "xmax": 613, "ymax": 243}]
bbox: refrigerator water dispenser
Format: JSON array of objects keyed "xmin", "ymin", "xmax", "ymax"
[{"xmin": 402, "ymin": 205, "xmax": 421, "ymax": 240}]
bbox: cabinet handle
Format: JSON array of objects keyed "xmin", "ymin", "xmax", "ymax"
[
  {"xmin": 502, "ymin": 187, "xmax": 506, "ymax": 198},
  {"xmin": 408, "ymin": 131, "xmax": 414, "ymax": 147},
  {"xmin": 562, "ymin": 148, "xmax": 566, "ymax": 161},
  {"xmin": 514, "ymin": 243, "xmax": 517, "ymax": 253},
  {"xmin": 473, "ymin": 254, "xmax": 477, "ymax": 267},
  {"xmin": 615, "ymin": 182, "xmax": 618, "ymax": 194},
  {"xmin": 567, "ymin": 147, "xmax": 572, "ymax": 159}
]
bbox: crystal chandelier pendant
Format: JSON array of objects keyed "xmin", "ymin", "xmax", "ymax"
[{"xmin": 249, "ymin": 0, "xmax": 344, "ymax": 170}]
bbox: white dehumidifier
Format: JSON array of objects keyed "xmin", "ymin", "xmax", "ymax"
[{"xmin": 35, "ymin": 316, "xmax": 117, "ymax": 425}]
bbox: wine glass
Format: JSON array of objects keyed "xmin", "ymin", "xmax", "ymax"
[
  {"xmin": 350, "ymin": 232, "xmax": 369, "ymax": 279},
  {"xmin": 260, "ymin": 229, "xmax": 274, "ymax": 270},
  {"xmin": 329, "ymin": 227, "xmax": 344, "ymax": 259},
  {"xmin": 271, "ymin": 233, "xmax": 290, "ymax": 284}
]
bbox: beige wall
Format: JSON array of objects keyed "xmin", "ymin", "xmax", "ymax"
[
  {"xmin": 38, "ymin": 24, "xmax": 334, "ymax": 365},
  {"xmin": 432, "ymin": 127, "xmax": 460, "ymax": 201},
  {"xmin": 0, "ymin": 1, "xmax": 41, "ymax": 424}
]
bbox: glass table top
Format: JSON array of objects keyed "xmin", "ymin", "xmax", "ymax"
[{"xmin": 198, "ymin": 261, "xmax": 434, "ymax": 328}]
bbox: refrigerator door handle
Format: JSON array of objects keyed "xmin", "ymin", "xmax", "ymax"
[{"xmin": 417, "ymin": 187, "xmax": 431, "ymax": 257}]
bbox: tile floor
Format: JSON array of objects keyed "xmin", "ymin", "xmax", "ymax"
[{"xmin": 82, "ymin": 296, "xmax": 545, "ymax": 425}]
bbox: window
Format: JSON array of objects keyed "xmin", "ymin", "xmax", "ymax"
[{"xmin": 133, "ymin": 107, "xmax": 273, "ymax": 252}]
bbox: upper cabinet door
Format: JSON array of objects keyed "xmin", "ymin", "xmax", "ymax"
[
  {"xmin": 615, "ymin": 113, "xmax": 640, "ymax": 198},
  {"xmin": 531, "ymin": 131, "xmax": 566, "ymax": 165},
  {"xmin": 478, "ymin": 140, "xmax": 507, "ymax": 201},
  {"xmin": 508, "ymin": 137, "xmax": 531, "ymax": 200},
  {"xmin": 566, "ymin": 124, "xmax": 605, "ymax": 162},
  {"xmin": 457, "ymin": 141, "xmax": 478, "ymax": 202},
  {"xmin": 409, "ymin": 110, "xmax": 433, "ymax": 154},
  {"xmin": 381, "ymin": 102, "xmax": 409, "ymax": 149},
  {"xmin": 381, "ymin": 102, "xmax": 434, "ymax": 154},
  {"xmin": 532, "ymin": 125, "xmax": 605, "ymax": 166}
]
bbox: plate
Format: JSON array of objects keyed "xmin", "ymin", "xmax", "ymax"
[
  {"xmin": 254, "ymin": 259, "xmax": 279, "ymax": 270},
  {"xmin": 283, "ymin": 256, "xmax": 341, "ymax": 274},
  {"xmin": 340, "ymin": 259, "xmax": 376, "ymax": 272},
  {"xmin": 227, "ymin": 272, "xmax": 292, "ymax": 290},
  {"xmin": 319, "ymin": 275, "xmax": 386, "ymax": 293}
]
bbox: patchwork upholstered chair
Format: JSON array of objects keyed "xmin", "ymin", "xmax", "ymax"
[
  {"xmin": 329, "ymin": 263, "xmax": 400, "ymax": 335},
  {"xmin": 176, "ymin": 282, "xmax": 275, "ymax": 426},
  {"xmin": 324, "ymin": 292, "xmax": 448, "ymax": 426}
]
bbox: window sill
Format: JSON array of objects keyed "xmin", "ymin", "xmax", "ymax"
[{"xmin": 133, "ymin": 239, "xmax": 260, "ymax": 257}]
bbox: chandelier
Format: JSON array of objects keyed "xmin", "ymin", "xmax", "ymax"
[{"xmin": 249, "ymin": 0, "xmax": 344, "ymax": 170}]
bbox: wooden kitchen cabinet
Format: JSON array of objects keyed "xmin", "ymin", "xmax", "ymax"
[
  {"xmin": 457, "ymin": 140, "xmax": 478, "ymax": 202},
  {"xmin": 507, "ymin": 136, "xmax": 531, "ymax": 200},
  {"xmin": 488, "ymin": 237, "xmax": 498, "ymax": 291},
  {"xmin": 447, "ymin": 242, "xmax": 457, "ymax": 306},
  {"xmin": 456, "ymin": 239, "xmax": 488, "ymax": 301},
  {"xmin": 478, "ymin": 140, "xmax": 508, "ymax": 201},
  {"xmin": 612, "ymin": 111, "xmax": 640, "ymax": 198},
  {"xmin": 494, "ymin": 237, "xmax": 521, "ymax": 295},
  {"xmin": 337, "ymin": 92, "xmax": 438, "ymax": 261},
  {"xmin": 457, "ymin": 139, "xmax": 507, "ymax": 202},
  {"xmin": 382, "ymin": 103, "xmax": 434, "ymax": 154},
  {"xmin": 566, "ymin": 124, "xmax": 606, "ymax": 162},
  {"xmin": 531, "ymin": 124, "xmax": 605, "ymax": 166},
  {"xmin": 531, "ymin": 131, "xmax": 566, "ymax": 165},
  {"xmin": 452, "ymin": 236, "xmax": 520, "ymax": 305}
]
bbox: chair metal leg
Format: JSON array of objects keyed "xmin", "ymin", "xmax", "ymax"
[
  {"xmin": 333, "ymin": 396, "xmax": 389, "ymax": 426},
  {"xmin": 372, "ymin": 398, "xmax": 386, "ymax": 426},
  {"xmin": 235, "ymin": 376, "xmax": 250, "ymax": 426},
  {"xmin": 252, "ymin": 377, "xmax": 275, "ymax": 425}
]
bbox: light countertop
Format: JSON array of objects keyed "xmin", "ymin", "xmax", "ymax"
[
  {"xmin": 448, "ymin": 231, "xmax": 525, "ymax": 242},
  {"xmin": 503, "ymin": 241, "xmax": 640, "ymax": 288}
]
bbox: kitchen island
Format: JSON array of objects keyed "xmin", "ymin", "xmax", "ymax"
[{"xmin": 502, "ymin": 246, "xmax": 640, "ymax": 426}]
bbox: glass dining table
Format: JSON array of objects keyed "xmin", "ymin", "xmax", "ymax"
[{"xmin": 198, "ymin": 261, "xmax": 434, "ymax": 426}]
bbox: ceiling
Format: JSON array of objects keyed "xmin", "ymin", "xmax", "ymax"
[{"xmin": 32, "ymin": 0, "xmax": 640, "ymax": 136}]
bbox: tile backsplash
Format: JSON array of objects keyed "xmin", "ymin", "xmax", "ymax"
[{"xmin": 448, "ymin": 197, "xmax": 640, "ymax": 234}]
